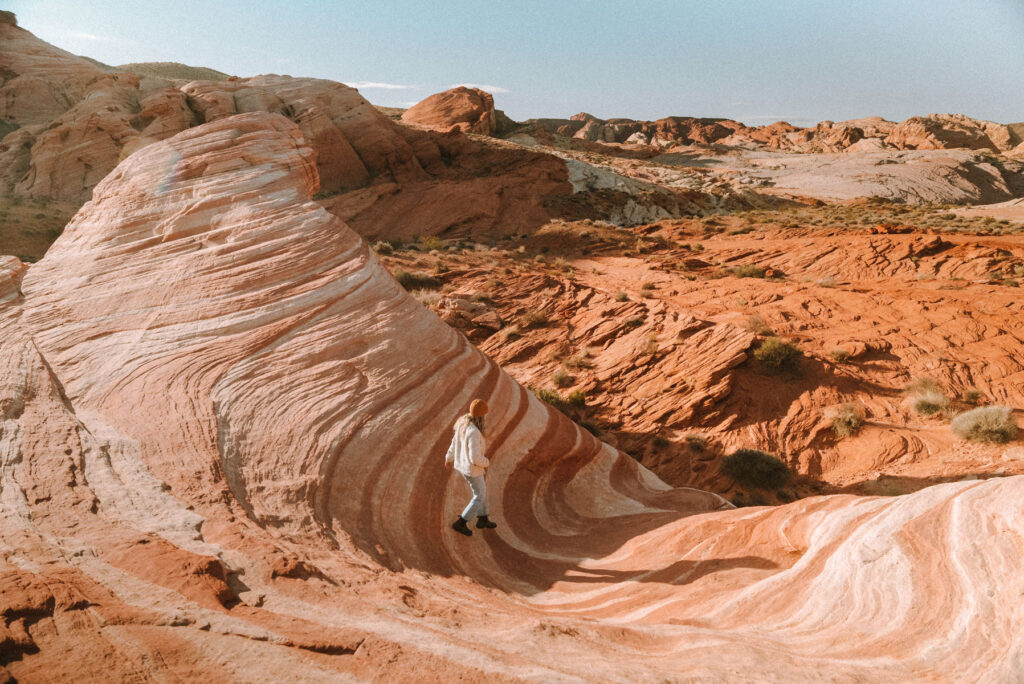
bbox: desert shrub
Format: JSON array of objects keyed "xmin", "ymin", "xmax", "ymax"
[
  {"xmin": 392, "ymin": 269, "xmax": 441, "ymax": 290},
  {"xmin": 912, "ymin": 391, "xmax": 947, "ymax": 415},
  {"xmin": 652, "ymin": 436, "xmax": 670, "ymax": 449},
  {"xmin": 960, "ymin": 388, "xmax": 984, "ymax": 405},
  {"xmin": 721, "ymin": 449, "xmax": 789, "ymax": 489},
  {"xmin": 904, "ymin": 377, "xmax": 941, "ymax": 395},
  {"xmin": 565, "ymin": 353, "xmax": 593, "ymax": 370},
  {"xmin": 418, "ymin": 235, "xmax": 444, "ymax": 251},
  {"xmin": 641, "ymin": 282, "xmax": 656, "ymax": 291},
  {"xmin": 743, "ymin": 315, "xmax": 772, "ymax": 335},
  {"xmin": 411, "ymin": 289, "xmax": 441, "ymax": 307},
  {"xmin": 565, "ymin": 390, "xmax": 586, "ymax": 407},
  {"xmin": 951, "ymin": 406, "xmax": 1018, "ymax": 443},
  {"xmin": 730, "ymin": 264, "xmax": 767, "ymax": 278},
  {"xmin": 753, "ymin": 337, "xmax": 801, "ymax": 373},
  {"xmin": 534, "ymin": 388, "xmax": 586, "ymax": 413},
  {"xmin": 519, "ymin": 309, "xmax": 549, "ymax": 329},
  {"xmin": 372, "ymin": 240, "xmax": 393, "ymax": 254},
  {"xmin": 505, "ymin": 326, "xmax": 522, "ymax": 340},
  {"xmin": 830, "ymin": 348, "xmax": 851, "ymax": 362},
  {"xmin": 904, "ymin": 377, "xmax": 947, "ymax": 415},
  {"xmin": 624, "ymin": 316, "xmax": 645, "ymax": 328},
  {"xmin": 615, "ymin": 291, "xmax": 629, "ymax": 302},
  {"xmin": 832, "ymin": 403, "xmax": 865, "ymax": 437},
  {"xmin": 684, "ymin": 434, "xmax": 708, "ymax": 451},
  {"xmin": 552, "ymin": 368, "xmax": 573, "ymax": 388}
]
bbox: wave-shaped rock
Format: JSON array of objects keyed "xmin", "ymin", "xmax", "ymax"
[{"xmin": 2, "ymin": 111, "xmax": 1023, "ymax": 680}]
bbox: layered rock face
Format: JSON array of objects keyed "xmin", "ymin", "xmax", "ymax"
[
  {"xmin": 401, "ymin": 86, "xmax": 497, "ymax": 135},
  {"xmin": 0, "ymin": 22, "xmax": 573, "ymax": 243},
  {"xmin": 3, "ymin": 111, "xmax": 1024, "ymax": 681}
]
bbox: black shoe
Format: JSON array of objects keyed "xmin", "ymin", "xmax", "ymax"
[
  {"xmin": 476, "ymin": 515, "xmax": 497, "ymax": 529},
  {"xmin": 451, "ymin": 517, "xmax": 472, "ymax": 536}
]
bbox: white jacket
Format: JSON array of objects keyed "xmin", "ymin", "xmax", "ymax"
[{"xmin": 445, "ymin": 415, "xmax": 489, "ymax": 477}]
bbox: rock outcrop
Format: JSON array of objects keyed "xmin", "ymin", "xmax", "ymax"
[
  {"xmin": 3, "ymin": 110, "xmax": 1024, "ymax": 682},
  {"xmin": 401, "ymin": 86, "xmax": 497, "ymax": 135},
  {"xmin": 0, "ymin": 24, "xmax": 574, "ymax": 243},
  {"xmin": 885, "ymin": 113, "xmax": 1020, "ymax": 152}
]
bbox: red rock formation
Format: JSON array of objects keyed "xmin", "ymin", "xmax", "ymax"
[
  {"xmin": 885, "ymin": 113, "xmax": 1017, "ymax": 152},
  {"xmin": 401, "ymin": 86, "xmax": 497, "ymax": 135},
  {"xmin": 4, "ymin": 110, "xmax": 1024, "ymax": 681},
  {"xmin": 0, "ymin": 23, "xmax": 578, "ymax": 242}
]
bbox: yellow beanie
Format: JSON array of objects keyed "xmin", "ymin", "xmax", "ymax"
[{"xmin": 469, "ymin": 399, "xmax": 489, "ymax": 417}]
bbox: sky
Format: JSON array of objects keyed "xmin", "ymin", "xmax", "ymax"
[{"xmin": 8, "ymin": 0, "xmax": 1024, "ymax": 125}]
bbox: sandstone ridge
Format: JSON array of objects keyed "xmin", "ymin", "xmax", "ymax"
[{"xmin": 3, "ymin": 112, "xmax": 1023, "ymax": 681}]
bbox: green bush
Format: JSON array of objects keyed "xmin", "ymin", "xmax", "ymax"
[
  {"xmin": 721, "ymin": 449, "xmax": 789, "ymax": 489},
  {"xmin": 392, "ymin": 269, "xmax": 441, "ymax": 290},
  {"xmin": 753, "ymin": 337, "xmax": 801, "ymax": 373},
  {"xmin": 951, "ymin": 406, "xmax": 1018, "ymax": 443},
  {"xmin": 615, "ymin": 291, "xmax": 629, "ymax": 302},
  {"xmin": 552, "ymin": 368, "xmax": 573, "ymax": 388}
]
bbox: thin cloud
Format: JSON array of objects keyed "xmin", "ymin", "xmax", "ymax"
[
  {"xmin": 67, "ymin": 31, "xmax": 111, "ymax": 41},
  {"xmin": 344, "ymin": 81, "xmax": 415, "ymax": 90},
  {"xmin": 450, "ymin": 83, "xmax": 509, "ymax": 94}
]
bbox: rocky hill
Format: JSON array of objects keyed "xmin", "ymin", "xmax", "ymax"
[{"xmin": 4, "ymin": 17, "xmax": 1024, "ymax": 265}]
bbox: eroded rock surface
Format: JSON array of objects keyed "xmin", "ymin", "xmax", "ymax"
[{"xmin": 2, "ymin": 111, "xmax": 1023, "ymax": 682}]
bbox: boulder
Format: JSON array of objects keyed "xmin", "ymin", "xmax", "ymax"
[{"xmin": 401, "ymin": 86, "xmax": 497, "ymax": 135}]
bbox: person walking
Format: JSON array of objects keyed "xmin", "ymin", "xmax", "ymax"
[{"xmin": 445, "ymin": 399, "xmax": 497, "ymax": 536}]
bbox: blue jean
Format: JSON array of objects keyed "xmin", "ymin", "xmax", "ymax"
[{"xmin": 460, "ymin": 474, "xmax": 488, "ymax": 519}]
